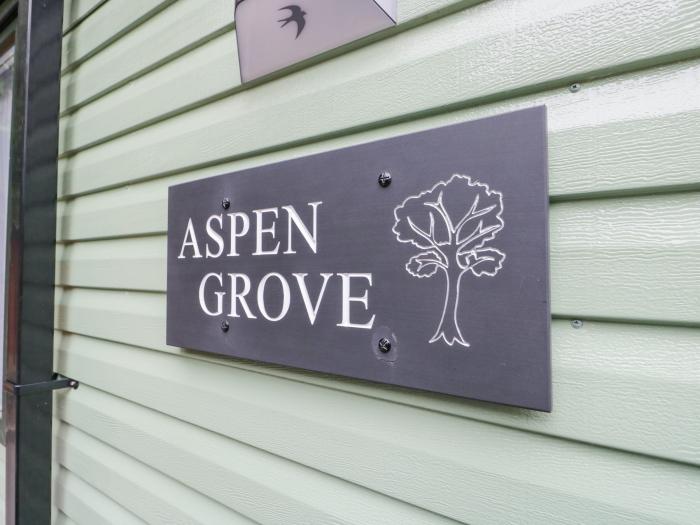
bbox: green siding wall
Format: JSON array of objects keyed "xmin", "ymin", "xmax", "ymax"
[{"xmin": 54, "ymin": 0, "xmax": 700, "ymax": 523}]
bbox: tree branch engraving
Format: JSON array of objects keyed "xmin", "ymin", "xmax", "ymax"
[{"xmin": 393, "ymin": 175, "xmax": 506, "ymax": 347}]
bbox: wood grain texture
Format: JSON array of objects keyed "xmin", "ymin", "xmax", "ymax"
[
  {"xmin": 55, "ymin": 192, "xmax": 700, "ymax": 325},
  {"xmin": 60, "ymin": 0, "xmax": 234, "ymax": 113},
  {"xmin": 57, "ymin": 0, "xmax": 486, "ymax": 154},
  {"xmin": 56, "ymin": 424, "xmax": 255, "ymax": 525},
  {"xmin": 57, "ymin": 390, "xmax": 461, "ymax": 525},
  {"xmin": 57, "ymin": 0, "xmax": 700, "ymax": 196},
  {"xmin": 54, "ymin": 467, "xmax": 146, "ymax": 525},
  {"xmin": 56, "ymin": 61, "xmax": 700, "ymax": 247},
  {"xmin": 52, "ymin": 309, "xmax": 700, "ymax": 467},
  {"xmin": 62, "ymin": 0, "xmax": 172, "ymax": 72},
  {"xmin": 58, "ymin": 0, "xmax": 484, "ymax": 116},
  {"xmin": 53, "ymin": 0, "xmax": 700, "ymax": 522},
  {"xmin": 58, "ymin": 31, "xmax": 240, "ymax": 153},
  {"xmin": 58, "ymin": 36, "xmax": 700, "ymax": 188},
  {"xmin": 53, "ymin": 335, "xmax": 700, "ymax": 524}
]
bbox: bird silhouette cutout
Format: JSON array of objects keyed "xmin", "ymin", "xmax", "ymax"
[{"xmin": 278, "ymin": 5, "xmax": 307, "ymax": 38}]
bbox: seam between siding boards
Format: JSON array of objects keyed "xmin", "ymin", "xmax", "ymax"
[
  {"xmin": 58, "ymin": 39, "xmax": 700, "ymax": 159},
  {"xmin": 56, "ymin": 379, "xmax": 694, "ymax": 524},
  {"xmin": 59, "ymin": 22, "xmax": 235, "ymax": 117},
  {"xmin": 53, "ymin": 328, "xmax": 700, "ymax": 470},
  {"xmin": 52, "ymin": 283, "xmax": 700, "ymax": 330},
  {"xmin": 54, "ymin": 186, "xmax": 700, "ymax": 243},
  {"xmin": 56, "ymin": 405, "xmax": 462, "ymax": 524},
  {"xmin": 56, "ymin": 48, "xmax": 700, "ymax": 201},
  {"xmin": 58, "ymin": 0, "xmax": 488, "ymax": 117},
  {"xmin": 55, "ymin": 427, "xmax": 262, "ymax": 525},
  {"xmin": 54, "ymin": 465, "xmax": 148, "ymax": 525},
  {"xmin": 62, "ymin": 0, "xmax": 109, "ymax": 36},
  {"xmin": 61, "ymin": 0, "xmax": 179, "ymax": 73},
  {"xmin": 57, "ymin": 0, "xmax": 700, "ymax": 156}
]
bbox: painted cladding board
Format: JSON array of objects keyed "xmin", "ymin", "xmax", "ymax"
[
  {"xmin": 54, "ymin": 0, "xmax": 700, "ymax": 524},
  {"xmin": 63, "ymin": 0, "xmax": 107, "ymax": 33},
  {"xmin": 57, "ymin": 0, "xmax": 700, "ymax": 193}
]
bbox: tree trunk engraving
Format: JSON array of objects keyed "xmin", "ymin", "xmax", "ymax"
[
  {"xmin": 431, "ymin": 266, "xmax": 468, "ymax": 346},
  {"xmin": 392, "ymin": 175, "xmax": 506, "ymax": 348}
]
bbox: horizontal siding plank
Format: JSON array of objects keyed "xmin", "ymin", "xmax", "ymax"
[
  {"xmin": 551, "ymin": 193, "xmax": 700, "ymax": 324},
  {"xmin": 52, "ymin": 310, "xmax": 700, "ymax": 466},
  {"xmin": 58, "ymin": 386, "xmax": 460, "ymax": 525},
  {"xmin": 58, "ymin": 0, "xmax": 482, "ymax": 115},
  {"xmin": 54, "ymin": 333, "xmax": 700, "ymax": 524},
  {"xmin": 55, "ymin": 510, "xmax": 81, "ymax": 525},
  {"xmin": 63, "ymin": 0, "xmax": 106, "ymax": 33},
  {"xmin": 56, "ymin": 61, "xmax": 700, "ymax": 243},
  {"xmin": 57, "ymin": 0, "xmax": 485, "ymax": 154},
  {"xmin": 56, "ymin": 423, "xmax": 255, "ymax": 525},
  {"xmin": 399, "ymin": 0, "xmax": 477, "ymax": 21},
  {"xmin": 59, "ymin": 31, "xmax": 239, "ymax": 154},
  {"xmin": 59, "ymin": 0, "xmax": 234, "ymax": 113},
  {"xmin": 62, "ymin": 0, "xmax": 172, "ymax": 71},
  {"xmin": 54, "ymin": 467, "xmax": 146, "ymax": 525},
  {"xmin": 56, "ymin": 192, "xmax": 700, "ymax": 325},
  {"xmin": 59, "ymin": 45, "xmax": 700, "ymax": 195},
  {"xmin": 57, "ymin": 0, "xmax": 700, "ymax": 196}
]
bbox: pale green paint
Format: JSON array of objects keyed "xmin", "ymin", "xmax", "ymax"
[
  {"xmin": 55, "ymin": 58, "xmax": 700, "ymax": 269},
  {"xmin": 54, "ymin": 467, "xmax": 147, "ymax": 525},
  {"xmin": 54, "ymin": 332, "xmax": 700, "ymax": 524},
  {"xmin": 62, "ymin": 0, "xmax": 174, "ymax": 72},
  {"xmin": 57, "ymin": 0, "xmax": 700, "ymax": 196},
  {"xmin": 53, "ymin": 0, "xmax": 700, "ymax": 523},
  {"xmin": 56, "ymin": 425, "xmax": 254, "ymax": 525},
  {"xmin": 62, "ymin": 0, "xmax": 107, "ymax": 33},
  {"xmin": 54, "ymin": 192, "xmax": 700, "ymax": 324}
]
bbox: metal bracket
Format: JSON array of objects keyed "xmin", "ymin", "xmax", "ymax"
[{"xmin": 5, "ymin": 373, "xmax": 79, "ymax": 397}]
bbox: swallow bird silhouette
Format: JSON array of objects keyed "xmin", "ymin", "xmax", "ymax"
[{"xmin": 278, "ymin": 5, "xmax": 307, "ymax": 39}]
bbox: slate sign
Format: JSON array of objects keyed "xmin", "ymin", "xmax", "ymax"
[{"xmin": 167, "ymin": 107, "xmax": 551, "ymax": 411}]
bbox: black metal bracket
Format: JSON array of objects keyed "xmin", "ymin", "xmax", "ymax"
[{"xmin": 5, "ymin": 373, "xmax": 79, "ymax": 397}]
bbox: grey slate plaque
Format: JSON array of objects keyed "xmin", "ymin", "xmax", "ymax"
[{"xmin": 167, "ymin": 106, "xmax": 551, "ymax": 411}]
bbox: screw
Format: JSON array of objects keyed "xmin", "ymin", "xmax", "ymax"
[
  {"xmin": 378, "ymin": 337, "xmax": 392, "ymax": 353},
  {"xmin": 221, "ymin": 320, "xmax": 230, "ymax": 332},
  {"xmin": 378, "ymin": 172, "xmax": 392, "ymax": 187},
  {"xmin": 222, "ymin": 198, "xmax": 231, "ymax": 209},
  {"xmin": 569, "ymin": 83, "xmax": 581, "ymax": 93},
  {"xmin": 571, "ymin": 319, "xmax": 583, "ymax": 329}
]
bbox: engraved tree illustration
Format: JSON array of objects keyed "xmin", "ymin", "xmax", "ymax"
[{"xmin": 392, "ymin": 174, "xmax": 506, "ymax": 347}]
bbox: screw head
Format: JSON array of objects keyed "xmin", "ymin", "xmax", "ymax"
[
  {"xmin": 221, "ymin": 320, "xmax": 230, "ymax": 332},
  {"xmin": 571, "ymin": 319, "xmax": 583, "ymax": 329},
  {"xmin": 378, "ymin": 337, "xmax": 392, "ymax": 353},
  {"xmin": 222, "ymin": 198, "xmax": 231, "ymax": 210},
  {"xmin": 378, "ymin": 172, "xmax": 392, "ymax": 187},
  {"xmin": 569, "ymin": 83, "xmax": 581, "ymax": 93}
]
